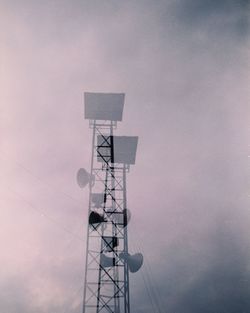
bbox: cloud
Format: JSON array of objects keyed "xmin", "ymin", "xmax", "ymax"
[
  {"xmin": 168, "ymin": 223, "xmax": 250, "ymax": 312},
  {"xmin": 132, "ymin": 215, "xmax": 250, "ymax": 312},
  {"xmin": 1, "ymin": 1, "xmax": 249, "ymax": 312},
  {"xmin": 171, "ymin": 0, "xmax": 249, "ymax": 37}
]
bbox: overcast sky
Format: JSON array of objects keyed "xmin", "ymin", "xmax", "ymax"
[{"xmin": 0, "ymin": 1, "xmax": 249, "ymax": 312}]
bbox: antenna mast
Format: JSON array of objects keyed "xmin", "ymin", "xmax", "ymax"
[{"xmin": 77, "ymin": 93, "xmax": 143, "ymax": 313}]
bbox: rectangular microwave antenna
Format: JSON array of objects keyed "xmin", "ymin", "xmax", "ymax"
[
  {"xmin": 84, "ymin": 92, "xmax": 125, "ymax": 121},
  {"xmin": 97, "ymin": 135, "xmax": 138, "ymax": 165}
]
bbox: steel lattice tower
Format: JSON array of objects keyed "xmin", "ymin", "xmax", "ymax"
[{"xmin": 77, "ymin": 93, "xmax": 143, "ymax": 313}]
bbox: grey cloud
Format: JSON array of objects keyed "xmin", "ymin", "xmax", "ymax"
[
  {"xmin": 176, "ymin": 0, "xmax": 248, "ymax": 17},
  {"xmin": 132, "ymin": 217, "xmax": 250, "ymax": 313},
  {"xmin": 172, "ymin": 0, "xmax": 249, "ymax": 38},
  {"xmin": 167, "ymin": 226, "xmax": 250, "ymax": 313}
]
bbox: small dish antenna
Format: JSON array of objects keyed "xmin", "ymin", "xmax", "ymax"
[
  {"xmin": 76, "ymin": 168, "xmax": 95, "ymax": 188},
  {"xmin": 119, "ymin": 252, "xmax": 143, "ymax": 273},
  {"xmin": 112, "ymin": 209, "xmax": 131, "ymax": 227},
  {"xmin": 100, "ymin": 253, "xmax": 115, "ymax": 268}
]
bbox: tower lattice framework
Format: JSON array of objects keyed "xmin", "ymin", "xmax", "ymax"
[
  {"xmin": 79, "ymin": 92, "xmax": 142, "ymax": 313},
  {"xmin": 82, "ymin": 121, "xmax": 129, "ymax": 313}
]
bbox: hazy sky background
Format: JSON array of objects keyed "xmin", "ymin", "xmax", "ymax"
[{"xmin": 0, "ymin": 1, "xmax": 249, "ymax": 312}]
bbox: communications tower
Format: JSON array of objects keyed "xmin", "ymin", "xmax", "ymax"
[{"xmin": 77, "ymin": 93, "xmax": 143, "ymax": 313}]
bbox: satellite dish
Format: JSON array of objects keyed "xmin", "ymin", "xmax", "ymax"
[
  {"xmin": 100, "ymin": 254, "xmax": 115, "ymax": 268},
  {"xmin": 91, "ymin": 193, "xmax": 105, "ymax": 208},
  {"xmin": 124, "ymin": 209, "xmax": 131, "ymax": 227},
  {"xmin": 119, "ymin": 252, "xmax": 143, "ymax": 273},
  {"xmin": 113, "ymin": 209, "xmax": 131, "ymax": 227},
  {"xmin": 76, "ymin": 168, "xmax": 95, "ymax": 188},
  {"xmin": 89, "ymin": 211, "xmax": 105, "ymax": 225},
  {"xmin": 122, "ymin": 209, "xmax": 131, "ymax": 227}
]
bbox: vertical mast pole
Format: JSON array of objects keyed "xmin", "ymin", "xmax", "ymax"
[
  {"xmin": 123, "ymin": 164, "xmax": 130, "ymax": 313},
  {"xmin": 82, "ymin": 121, "xmax": 96, "ymax": 313}
]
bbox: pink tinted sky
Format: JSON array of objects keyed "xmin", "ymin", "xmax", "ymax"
[{"xmin": 0, "ymin": 1, "xmax": 249, "ymax": 312}]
